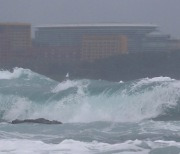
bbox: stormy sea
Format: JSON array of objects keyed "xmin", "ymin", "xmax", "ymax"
[{"xmin": 1, "ymin": 68, "xmax": 180, "ymax": 154}]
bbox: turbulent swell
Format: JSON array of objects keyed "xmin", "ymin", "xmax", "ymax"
[{"xmin": 0, "ymin": 68, "xmax": 180, "ymax": 123}]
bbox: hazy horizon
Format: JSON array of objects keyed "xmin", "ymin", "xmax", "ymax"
[{"xmin": 0, "ymin": 0, "xmax": 180, "ymax": 38}]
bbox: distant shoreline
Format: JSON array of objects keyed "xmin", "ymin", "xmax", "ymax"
[
  {"xmin": 1, "ymin": 50, "xmax": 180, "ymax": 82},
  {"xmin": 39, "ymin": 50, "xmax": 180, "ymax": 82}
]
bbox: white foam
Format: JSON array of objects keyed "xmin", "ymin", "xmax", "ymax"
[
  {"xmin": 52, "ymin": 80, "xmax": 75, "ymax": 92},
  {"xmin": 0, "ymin": 67, "xmax": 33, "ymax": 80},
  {"xmin": 52, "ymin": 79, "xmax": 89, "ymax": 94},
  {"xmin": 0, "ymin": 67, "xmax": 52, "ymax": 81},
  {"xmin": 1, "ymin": 76, "xmax": 180, "ymax": 123},
  {"xmin": 1, "ymin": 139, "xmax": 180, "ymax": 154},
  {"xmin": 2, "ymin": 96, "xmax": 32, "ymax": 121},
  {"xmin": 119, "ymin": 80, "xmax": 124, "ymax": 83},
  {"xmin": 2, "ymin": 77, "xmax": 180, "ymax": 123},
  {"xmin": 132, "ymin": 76, "xmax": 174, "ymax": 90},
  {"xmin": 0, "ymin": 139, "xmax": 149, "ymax": 154}
]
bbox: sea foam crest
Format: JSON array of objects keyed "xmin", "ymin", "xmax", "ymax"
[
  {"xmin": 0, "ymin": 67, "xmax": 33, "ymax": 80},
  {"xmin": 1, "ymin": 139, "xmax": 180, "ymax": 154},
  {"xmin": 131, "ymin": 76, "xmax": 174, "ymax": 91},
  {"xmin": 47, "ymin": 77, "xmax": 180, "ymax": 122},
  {"xmin": 0, "ymin": 73, "xmax": 180, "ymax": 123},
  {"xmin": 52, "ymin": 79, "xmax": 89, "ymax": 95}
]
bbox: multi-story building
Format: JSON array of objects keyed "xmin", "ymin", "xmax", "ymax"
[
  {"xmin": 142, "ymin": 32, "xmax": 172, "ymax": 52},
  {"xmin": 169, "ymin": 39, "xmax": 180, "ymax": 52},
  {"xmin": 34, "ymin": 23, "xmax": 157, "ymax": 61},
  {"xmin": 0, "ymin": 23, "xmax": 31, "ymax": 52},
  {"xmin": 0, "ymin": 23, "xmax": 32, "ymax": 67}
]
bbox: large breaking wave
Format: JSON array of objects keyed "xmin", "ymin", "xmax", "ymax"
[{"xmin": 0, "ymin": 68, "xmax": 180, "ymax": 123}]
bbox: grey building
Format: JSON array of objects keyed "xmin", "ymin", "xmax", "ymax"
[{"xmin": 34, "ymin": 23, "xmax": 157, "ymax": 61}]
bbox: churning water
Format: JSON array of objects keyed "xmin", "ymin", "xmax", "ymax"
[{"xmin": 1, "ymin": 68, "xmax": 180, "ymax": 153}]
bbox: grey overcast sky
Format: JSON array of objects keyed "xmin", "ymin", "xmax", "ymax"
[{"xmin": 0, "ymin": 0, "xmax": 180, "ymax": 38}]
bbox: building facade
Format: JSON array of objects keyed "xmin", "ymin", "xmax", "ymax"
[
  {"xmin": 0, "ymin": 23, "xmax": 31, "ymax": 52},
  {"xmin": 34, "ymin": 24, "xmax": 157, "ymax": 61},
  {"xmin": 0, "ymin": 23, "xmax": 32, "ymax": 68},
  {"xmin": 142, "ymin": 32, "xmax": 172, "ymax": 52}
]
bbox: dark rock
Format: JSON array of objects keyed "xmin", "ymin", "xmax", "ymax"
[{"xmin": 11, "ymin": 118, "xmax": 62, "ymax": 124}]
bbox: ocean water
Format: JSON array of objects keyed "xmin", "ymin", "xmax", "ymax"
[{"xmin": 1, "ymin": 68, "xmax": 180, "ymax": 153}]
